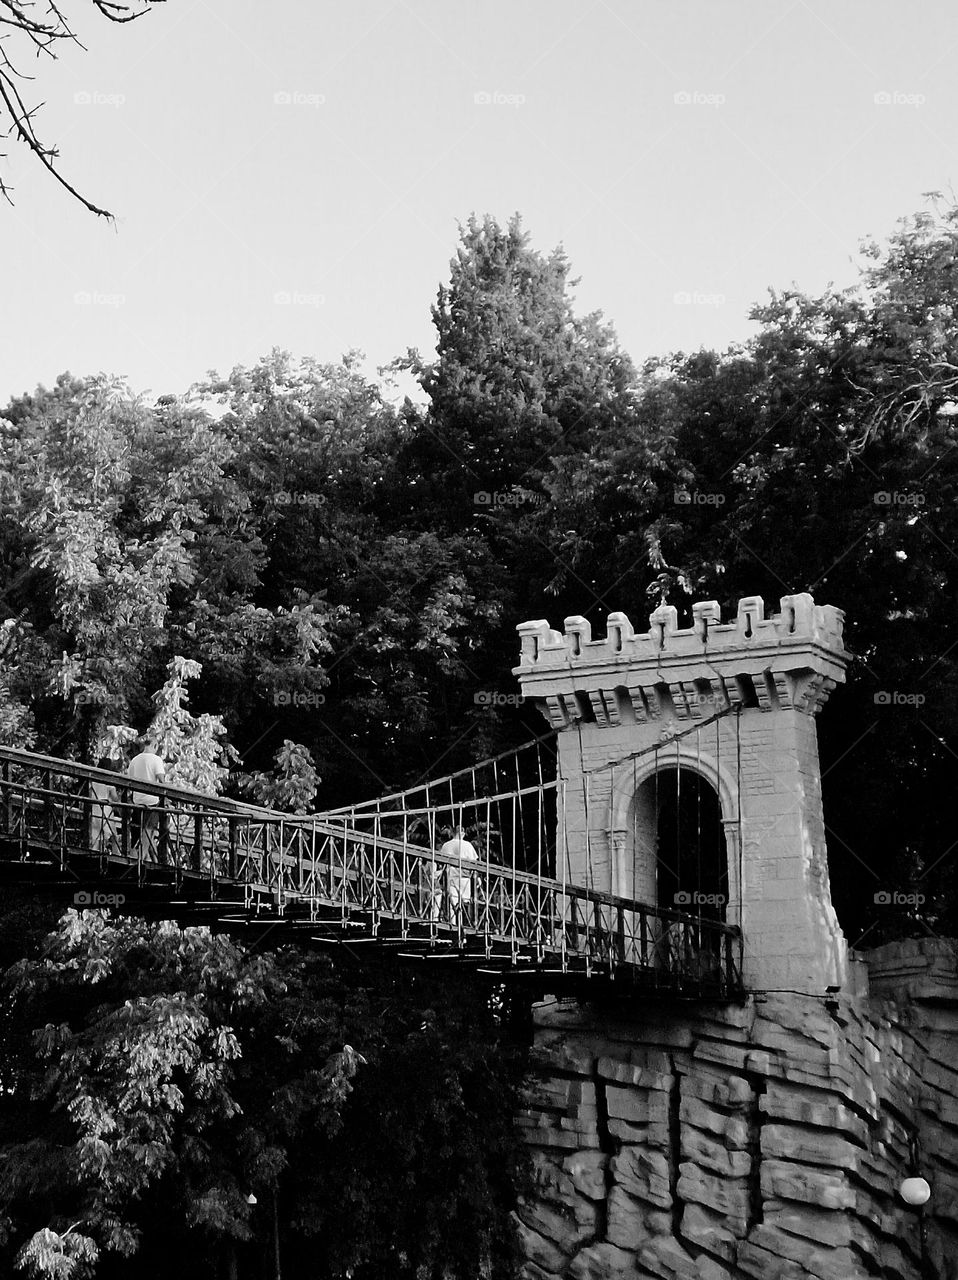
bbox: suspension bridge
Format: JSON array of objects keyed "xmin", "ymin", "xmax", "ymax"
[{"xmin": 0, "ymin": 718, "xmax": 743, "ymax": 1000}]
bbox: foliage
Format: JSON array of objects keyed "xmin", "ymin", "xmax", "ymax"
[
  {"xmin": 237, "ymin": 739, "xmax": 319, "ymax": 813},
  {"xmin": 296, "ymin": 989, "xmax": 526, "ymax": 1280},
  {"xmin": 0, "ymin": 910, "xmax": 349, "ymax": 1276},
  {"xmin": 16, "ymin": 1227, "xmax": 98, "ymax": 1280},
  {"xmin": 128, "ymin": 655, "xmax": 239, "ymax": 795},
  {"xmin": 0, "ymin": 907, "xmax": 527, "ymax": 1280},
  {"xmin": 392, "ymin": 212, "xmax": 638, "ymax": 513},
  {"xmin": 0, "ymin": 619, "xmax": 35, "ymax": 748}
]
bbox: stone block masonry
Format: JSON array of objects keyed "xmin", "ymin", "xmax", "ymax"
[{"xmin": 514, "ymin": 942, "xmax": 958, "ymax": 1279}]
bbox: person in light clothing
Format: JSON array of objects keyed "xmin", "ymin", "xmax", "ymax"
[
  {"xmin": 89, "ymin": 757, "xmax": 119, "ymax": 853},
  {"xmin": 126, "ymin": 747, "xmax": 167, "ymax": 861},
  {"xmin": 440, "ymin": 825, "xmax": 479, "ymax": 928}
]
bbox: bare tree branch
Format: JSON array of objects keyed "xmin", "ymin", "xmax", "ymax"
[{"xmin": 0, "ymin": 0, "xmax": 164, "ymax": 217}]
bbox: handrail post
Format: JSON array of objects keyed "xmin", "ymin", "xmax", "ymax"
[
  {"xmin": 482, "ymin": 797, "xmax": 492, "ymax": 956},
  {"xmin": 1, "ymin": 760, "xmax": 9, "ymax": 838},
  {"xmin": 192, "ymin": 809, "xmax": 203, "ymax": 874},
  {"xmin": 274, "ymin": 821, "xmax": 284, "ymax": 912},
  {"xmin": 296, "ymin": 821, "xmax": 305, "ymax": 900},
  {"xmin": 227, "ymin": 816, "xmax": 238, "ymax": 881},
  {"xmin": 42, "ymin": 768, "xmax": 55, "ymax": 849},
  {"xmin": 456, "ymin": 833, "xmax": 463, "ymax": 948},
  {"xmin": 399, "ymin": 801, "xmax": 409, "ymax": 937},
  {"xmin": 117, "ymin": 787, "xmax": 130, "ymax": 865},
  {"xmin": 373, "ymin": 814, "xmax": 382, "ymax": 931},
  {"xmin": 158, "ymin": 796, "xmax": 169, "ymax": 868}
]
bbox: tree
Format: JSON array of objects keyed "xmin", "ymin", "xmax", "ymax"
[
  {"xmin": 190, "ymin": 350, "xmax": 510, "ymax": 798},
  {"xmin": 0, "ymin": 371, "xmax": 342, "ymax": 778},
  {"xmin": 0, "ymin": 905, "xmax": 528, "ymax": 1280},
  {"xmin": 237, "ymin": 739, "xmax": 319, "ymax": 813},
  {"xmin": 1, "ymin": 375, "xmax": 204, "ymax": 758},
  {"xmin": 391, "ymin": 213, "xmax": 638, "ymax": 527},
  {"xmin": 0, "ymin": 909, "xmax": 362, "ymax": 1277},
  {"xmin": 100, "ymin": 654, "xmax": 241, "ymax": 794},
  {"xmin": 293, "ymin": 981, "xmax": 526, "ymax": 1280},
  {"xmin": 0, "ymin": 1, "xmax": 164, "ymax": 217},
  {"xmin": 365, "ymin": 214, "xmax": 642, "ymax": 785}
]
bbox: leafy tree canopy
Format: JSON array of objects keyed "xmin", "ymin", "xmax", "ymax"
[{"xmin": 0, "ymin": 907, "xmax": 526, "ymax": 1280}]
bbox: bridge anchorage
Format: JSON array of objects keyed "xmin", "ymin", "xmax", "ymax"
[{"xmin": 0, "ymin": 591, "xmax": 848, "ymax": 1002}]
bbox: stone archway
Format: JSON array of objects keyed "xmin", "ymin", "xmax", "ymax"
[
  {"xmin": 633, "ymin": 767, "xmax": 729, "ymax": 919},
  {"xmin": 607, "ymin": 750, "xmax": 742, "ymax": 929}
]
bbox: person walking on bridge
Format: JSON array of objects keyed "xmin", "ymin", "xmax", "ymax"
[
  {"xmin": 440, "ymin": 825, "xmax": 479, "ymax": 930},
  {"xmin": 126, "ymin": 744, "xmax": 168, "ymax": 863},
  {"xmin": 89, "ymin": 757, "xmax": 119, "ymax": 853}
]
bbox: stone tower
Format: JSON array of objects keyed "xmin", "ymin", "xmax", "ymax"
[
  {"xmin": 510, "ymin": 594, "xmax": 958, "ymax": 1280},
  {"xmin": 513, "ymin": 593, "xmax": 850, "ymax": 995}
]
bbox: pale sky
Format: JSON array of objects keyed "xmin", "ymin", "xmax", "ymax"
[{"xmin": 2, "ymin": 0, "xmax": 956, "ymax": 406}]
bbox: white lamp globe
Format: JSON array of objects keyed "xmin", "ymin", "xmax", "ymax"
[{"xmin": 900, "ymin": 1177, "xmax": 931, "ymax": 1206}]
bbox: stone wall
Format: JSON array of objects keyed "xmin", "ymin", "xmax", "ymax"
[{"xmin": 514, "ymin": 940, "xmax": 958, "ymax": 1280}]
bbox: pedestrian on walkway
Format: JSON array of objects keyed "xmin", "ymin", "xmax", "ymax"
[
  {"xmin": 89, "ymin": 757, "xmax": 119, "ymax": 853},
  {"xmin": 440, "ymin": 825, "xmax": 479, "ymax": 929},
  {"xmin": 126, "ymin": 745, "xmax": 167, "ymax": 862}
]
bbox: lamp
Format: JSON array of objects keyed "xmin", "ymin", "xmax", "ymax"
[
  {"xmin": 900, "ymin": 1132, "xmax": 933, "ymax": 1280},
  {"xmin": 900, "ymin": 1176, "xmax": 931, "ymax": 1207}
]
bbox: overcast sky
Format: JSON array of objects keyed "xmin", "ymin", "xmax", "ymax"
[{"xmin": 1, "ymin": 0, "xmax": 956, "ymax": 406}]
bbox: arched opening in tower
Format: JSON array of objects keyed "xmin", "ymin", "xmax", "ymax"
[{"xmin": 627, "ymin": 767, "xmax": 729, "ymax": 921}]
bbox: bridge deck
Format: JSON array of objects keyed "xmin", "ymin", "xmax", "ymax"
[{"xmin": 0, "ymin": 748, "xmax": 743, "ymax": 999}]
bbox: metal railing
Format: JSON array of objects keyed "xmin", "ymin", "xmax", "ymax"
[{"xmin": 0, "ymin": 747, "xmax": 743, "ymax": 995}]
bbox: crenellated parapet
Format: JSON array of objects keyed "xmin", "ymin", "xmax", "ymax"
[{"xmin": 514, "ymin": 593, "xmax": 847, "ymax": 730}]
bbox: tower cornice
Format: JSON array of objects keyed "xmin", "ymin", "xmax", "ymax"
[{"xmin": 514, "ymin": 593, "xmax": 847, "ymax": 728}]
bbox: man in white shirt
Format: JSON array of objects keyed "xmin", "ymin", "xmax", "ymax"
[
  {"xmin": 440, "ymin": 825, "xmax": 480, "ymax": 929},
  {"xmin": 126, "ymin": 747, "xmax": 167, "ymax": 861}
]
